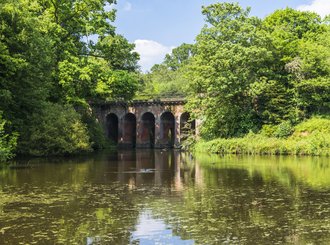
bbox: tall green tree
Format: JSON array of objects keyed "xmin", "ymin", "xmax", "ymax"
[
  {"xmin": 164, "ymin": 43, "xmax": 194, "ymax": 71},
  {"xmin": 39, "ymin": 0, "xmax": 140, "ymax": 104},
  {"xmin": 0, "ymin": 0, "xmax": 140, "ymax": 156},
  {"xmin": 0, "ymin": 0, "xmax": 54, "ymax": 141},
  {"xmin": 187, "ymin": 3, "xmax": 272, "ymax": 138},
  {"xmin": 259, "ymin": 8, "xmax": 328, "ymax": 122},
  {"xmin": 186, "ymin": 4, "xmax": 330, "ymax": 139},
  {"xmin": 137, "ymin": 43, "xmax": 194, "ymax": 99}
]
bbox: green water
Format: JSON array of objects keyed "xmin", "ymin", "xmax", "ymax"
[{"xmin": 0, "ymin": 150, "xmax": 330, "ymax": 244}]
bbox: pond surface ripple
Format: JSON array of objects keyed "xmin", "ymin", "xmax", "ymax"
[{"xmin": 1, "ymin": 150, "xmax": 330, "ymax": 244}]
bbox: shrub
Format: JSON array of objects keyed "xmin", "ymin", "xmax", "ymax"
[
  {"xmin": 260, "ymin": 124, "xmax": 277, "ymax": 137},
  {"xmin": 195, "ymin": 118, "xmax": 330, "ymax": 156},
  {"xmin": 0, "ymin": 114, "xmax": 18, "ymax": 162},
  {"xmin": 260, "ymin": 121, "xmax": 293, "ymax": 138},
  {"xmin": 273, "ymin": 121, "xmax": 293, "ymax": 138},
  {"xmin": 20, "ymin": 103, "xmax": 92, "ymax": 156},
  {"xmin": 81, "ymin": 109, "xmax": 110, "ymax": 150},
  {"xmin": 293, "ymin": 117, "xmax": 330, "ymax": 136}
]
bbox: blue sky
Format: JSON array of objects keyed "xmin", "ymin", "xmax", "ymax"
[{"xmin": 112, "ymin": 0, "xmax": 330, "ymax": 71}]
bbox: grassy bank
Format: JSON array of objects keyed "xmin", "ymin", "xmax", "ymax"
[{"xmin": 195, "ymin": 117, "xmax": 330, "ymax": 156}]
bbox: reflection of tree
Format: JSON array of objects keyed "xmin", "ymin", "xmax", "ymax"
[
  {"xmin": 1, "ymin": 152, "xmax": 330, "ymax": 244},
  {"xmin": 0, "ymin": 156, "xmax": 140, "ymax": 244},
  {"xmin": 144, "ymin": 154, "xmax": 330, "ymax": 244},
  {"xmin": 53, "ymin": 185, "xmax": 139, "ymax": 244}
]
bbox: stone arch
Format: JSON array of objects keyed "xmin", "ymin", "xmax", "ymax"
[
  {"xmin": 122, "ymin": 113, "xmax": 136, "ymax": 148},
  {"xmin": 140, "ymin": 112, "xmax": 155, "ymax": 148},
  {"xmin": 106, "ymin": 113, "xmax": 118, "ymax": 144},
  {"xmin": 160, "ymin": 111, "xmax": 175, "ymax": 148}
]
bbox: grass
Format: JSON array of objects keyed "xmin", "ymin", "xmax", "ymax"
[{"xmin": 195, "ymin": 117, "xmax": 330, "ymax": 156}]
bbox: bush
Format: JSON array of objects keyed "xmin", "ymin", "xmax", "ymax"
[
  {"xmin": 0, "ymin": 114, "xmax": 18, "ymax": 162},
  {"xmin": 195, "ymin": 118, "xmax": 330, "ymax": 156},
  {"xmin": 273, "ymin": 121, "xmax": 293, "ymax": 138},
  {"xmin": 293, "ymin": 117, "xmax": 330, "ymax": 136},
  {"xmin": 260, "ymin": 124, "xmax": 277, "ymax": 137},
  {"xmin": 19, "ymin": 103, "xmax": 92, "ymax": 156},
  {"xmin": 81, "ymin": 109, "xmax": 110, "ymax": 150},
  {"xmin": 260, "ymin": 121, "xmax": 293, "ymax": 138}
]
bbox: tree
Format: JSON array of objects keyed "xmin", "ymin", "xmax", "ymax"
[
  {"xmin": 0, "ymin": 0, "xmax": 141, "ymax": 156},
  {"xmin": 0, "ymin": 0, "xmax": 54, "ymax": 149},
  {"xmin": 186, "ymin": 4, "xmax": 330, "ymax": 139},
  {"xmin": 164, "ymin": 43, "xmax": 194, "ymax": 71},
  {"xmin": 41, "ymin": 0, "xmax": 140, "ymax": 104},
  {"xmin": 21, "ymin": 103, "xmax": 91, "ymax": 156},
  {"xmin": 136, "ymin": 43, "xmax": 194, "ymax": 99},
  {"xmin": 187, "ymin": 3, "xmax": 272, "ymax": 138}
]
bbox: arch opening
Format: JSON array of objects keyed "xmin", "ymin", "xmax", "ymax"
[
  {"xmin": 180, "ymin": 112, "xmax": 196, "ymax": 142},
  {"xmin": 106, "ymin": 113, "xmax": 118, "ymax": 144},
  {"xmin": 160, "ymin": 111, "xmax": 175, "ymax": 148},
  {"xmin": 141, "ymin": 112, "xmax": 155, "ymax": 148},
  {"xmin": 122, "ymin": 113, "xmax": 136, "ymax": 148}
]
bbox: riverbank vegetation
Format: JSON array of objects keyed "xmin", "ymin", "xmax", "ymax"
[
  {"xmin": 195, "ymin": 117, "xmax": 330, "ymax": 156},
  {"xmin": 1, "ymin": 1, "xmax": 329, "ymax": 160},
  {"xmin": 0, "ymin": 0, "xmax": 140, "ymax": 160},
  {"xmin": 143, "ymin": 3, "xmax": 330, "ymax": 156}
]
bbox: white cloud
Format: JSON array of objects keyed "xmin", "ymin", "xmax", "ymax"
[
  {"xmin": 297, "ymin": 0, "xmax": 330, "ymax": 17},
  {"xmin": 123, "ymin": 2, "xmax": 132, "ymax": 12},
  {"xmin": 134, "ymin": 40, "xmax": 175, "ymax": 72}
]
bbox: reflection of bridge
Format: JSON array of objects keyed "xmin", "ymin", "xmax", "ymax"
[
  {"xmin": 109, "ymin": 150, "xmax": 203, "ymax": 189},
  {"xmin": 92, "ymin": 99, "xmax": 197, "ymax": 148}
]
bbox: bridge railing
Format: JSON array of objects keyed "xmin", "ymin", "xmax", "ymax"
[{"xmin": 90, "ymin": 97, "xmax": 186, "ymax": 106}]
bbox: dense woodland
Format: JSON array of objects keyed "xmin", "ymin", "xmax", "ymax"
[{"xmin": 1, "ymin": 1, "xmax": 330, "ymax": 161}]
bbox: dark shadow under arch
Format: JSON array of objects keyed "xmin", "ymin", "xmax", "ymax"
[
  {"xmin": 141, "ymin": 112, "xmax": 155, "ymax": 148},
  {"xmin": 122, "ymin": 113, "xmax": 136, "ymax": 148},
  {"xmin": 160, "ymin": 111, "xmax": 175, "ymax": 148}
]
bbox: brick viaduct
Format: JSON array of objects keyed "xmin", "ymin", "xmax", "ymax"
[{"xmin": 92, "ymin": 99, "xmax": 197, "ymax": 148}]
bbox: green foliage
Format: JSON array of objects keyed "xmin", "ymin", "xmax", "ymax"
[
  {"xmin": 0, "ymin": 0, "xmax": 54, "ymax": 126},
  {"xmin": 136, "ymin": 42, "xmax": 195, "ymax": 100},
  {"xmin": 273, "ymin": 121, "xmax": 293, "ymax": 138},
  {"xmin": 184, "ymin": 3, "xmax": 330, "ymax": 140},
  {"xmin": 0, "ymin": 0, "xmax": 140, "ymax": 157},
  {"xmin": 80, "ymin": 109, "xmax": 109, "ymax": 150},
  {"xmin": 249, "ymin": 79, "xmax": 294, "ymax": 124},
  {"xmin": 295, "ymin": 77, "xmax": 330, "ymax": 115},
  {"xmin": 137, "ymin": 64, "xmax": 189, "ymax": 99},
  {"xmin": 187, "ymin": 2, "xmax": 272, "ymax": 138},
  {"xmin": 95, "ymin": 70, "xmax": 140, "ymax": 101},
  {"xmin": 259, "ymin": 124, "xmax": 278, "ymax": 137},
  {"xmin": 293, "ymin": 117, "xmax": 330, "ymax": 136},
  {"xmin": 196, "ymin": 117, "xmax": 330, "ymax": 156},
  {"xmin": 0, "ymin": 114, "xmax": 18, "ymax": 162},
  {"xmin": 94, "ymin": 35, "xmax": 140, "ymax": 71},
  {"xmin": 260, "ymin": 121, "xmax": 293, "ymax": 139},
  {"xmin": 19, "ymin": 103, "xmax": 91, "ymax": 156},
  {"xmin": 164, "ymin": 43, "xmax": 194, "ymax": 71}
]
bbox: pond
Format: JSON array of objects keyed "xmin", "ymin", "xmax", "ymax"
[{"xmin": 0, "ymin": 150, "xmax": 330, "ymax": 244}]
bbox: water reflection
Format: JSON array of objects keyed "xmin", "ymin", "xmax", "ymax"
[
  {"xmin": 131, "ymin": 209, "xmax": 194, "ymax": 244},
  {"xmin": 0, "ymin": 150, "xmax": 330, "ymax": 244}
]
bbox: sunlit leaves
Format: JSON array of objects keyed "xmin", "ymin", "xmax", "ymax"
[{"xmin": 0, "ymin": 113, "xmax": 17, "ymax": 162}]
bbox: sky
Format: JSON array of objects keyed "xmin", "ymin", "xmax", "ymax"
[{"xmin": 112, "ymin": 0, "xmax": 330, "ymax": 72}]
